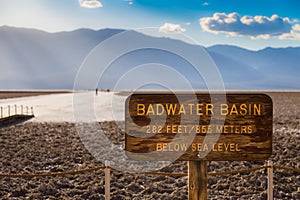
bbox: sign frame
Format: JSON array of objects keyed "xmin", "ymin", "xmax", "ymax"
[{"xmin": 125, "ymin": 92, "xmax": 273, "ymax": 161}]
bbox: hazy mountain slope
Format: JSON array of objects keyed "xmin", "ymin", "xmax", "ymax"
[
  {"xmin": 0, "ymin": 26, "xmax": 123, "ymax": 89},
  {"xmin": 207, "ymin": 45, "xmax": 300, "ymax": 89},
  {"xmin": 0, "ymin": 26, "xmax": 299, "ymax": 89}
]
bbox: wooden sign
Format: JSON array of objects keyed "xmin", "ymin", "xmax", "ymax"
[{"xmin": 125, "ymin": 93, "xmax": 272, "ymax": 161}]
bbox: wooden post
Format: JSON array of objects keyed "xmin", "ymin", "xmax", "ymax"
[
  {"xmin": 105, "ymin": 161, "xmax": 111, "ymax": 200},
  {"xmin": 26, "ymin": 106, "xmax": 29, "ymax": 115},
  {"xmin": 0, "ymin": 107, "xmax": 2, "ymax": 118},
  {"xmin": 14, "ymin": 104, "xmax": 17, "ymax": 115},
  {"xmin": 8, "ymin": 105, "xmax": 10, "ymax": 117},
  {"xmin": 21, "ymin": 105, "xmax": 23, "ymax": 115},
  {"xmin": 267, "ymin": 160, "xmax": 273, "ymax": 200},
  {"xmin": 188, "ymin": 161, "xmax": 208, "ymax": 200},
  {"xmin": 31, "ymin": 107, "xmax": 34, "ymax": 116}
]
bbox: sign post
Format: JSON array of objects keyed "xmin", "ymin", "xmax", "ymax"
[
  {"xmin": 189, "ymin": 161, "xmax": 208, "ymax": 200},
  {"xmin": 125, "ymin": 92, "xmax": 273, "ymax": 199}
]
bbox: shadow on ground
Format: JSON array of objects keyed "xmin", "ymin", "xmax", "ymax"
[{"xmin": 0, "ymin": 115, "xmax": 34, "ymax": 129}]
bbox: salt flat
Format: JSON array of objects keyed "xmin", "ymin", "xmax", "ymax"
[
  {"xmin": 0, "ymin": 91, "xmax": 127, "ymax": 122},
  {"xmin": 1, "ymin": 91, "xmax": 299, "ymax": 123}
]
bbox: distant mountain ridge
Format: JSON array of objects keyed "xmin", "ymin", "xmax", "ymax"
[
  {"xmin": 207, "ymin": 44, "xmax": 300, "ymax": 89},
  {"xmin": 0, "ymin": 26, "xmax": 299, "ymax": 89}
]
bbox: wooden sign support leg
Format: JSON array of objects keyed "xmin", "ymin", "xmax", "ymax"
[{"xmin": 188, "ymin": 161, "xmax": 208, "ymax": 200}]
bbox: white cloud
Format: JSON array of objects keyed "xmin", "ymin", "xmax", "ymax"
[
  {"xmin": 200, "ymin": 12, "xmax": 294, "ymax": 39},
  {"xmin": 294, "ymin": 24, "xmax": 300, "ymax": 31},
  {"xmin": 251, "ymin": 34, "xmax": 270, "ymax": 40},
  {"xmin": 186, "ymin": 22, "xmax": 191, "ymax": 26},
  {"xmin": 123, "ymin": 0, "xmax": 133, "ymax": 5},
  {"xmin": 159, "ymin": 23, "xmax": 186, "ymax": 34},
  {"xmin": 279, "ymin": 24, "xmax": 300, "ymax": 40},
  {"xmin": 202, "ymin": 2, "xmax": 209, "ymax": 6},
  {"xmin": 79, "ymin": 0, "xmax": 102, "ymax": 8}
]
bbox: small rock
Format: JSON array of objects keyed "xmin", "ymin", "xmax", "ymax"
[
  {"xmin": 11, "ymin": 188, "xmax": 27, "ymax": 197},
  {"xmin": 217, "ymin": 184, "xmax": 229, "ymax": 190},
  {"xmin": 292, "ymin": 192, "xmax": 300, "ymax": 199},
  {"xmin": 127, "ymin": 183, "xmax": 144, "ymax": 193},
  {"xmin": 38, "ymin": 183, "xmax": 58, "ymax": 196},
  {"xmin": 229, "ymin": 183, "xmax": 236, "ymax": 191},
  {"xmin": 208, "ymin": 177, "xmax": 218, "ymax": 185}
]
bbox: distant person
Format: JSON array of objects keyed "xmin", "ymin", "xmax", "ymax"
[{"xmin": 96, "ymin": 88, "xmax": 98, "ymax": 95}]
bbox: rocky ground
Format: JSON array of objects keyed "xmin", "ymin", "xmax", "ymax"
[{"xmin": 0, "ymin": 92, "xmax": 299, "ymax": 199}]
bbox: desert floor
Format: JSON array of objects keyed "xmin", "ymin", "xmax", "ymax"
[{"xmin": 0, "ymin": 92, "xmax": 299, "ymax": 199}]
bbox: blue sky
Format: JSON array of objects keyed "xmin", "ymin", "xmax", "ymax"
[{"xmin": 1, "ymin": 0, "xmax": 300, "ymax": 50}]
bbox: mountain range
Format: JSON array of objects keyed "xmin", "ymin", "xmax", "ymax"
[{"xmin": 0, "ymin": 26, "xmax": 299, "ymax": 90}]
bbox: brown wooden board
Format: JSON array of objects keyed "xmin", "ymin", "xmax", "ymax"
[{"xmin": 125, "ymin": 93, "xmax": 272, "ymax": 161}]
